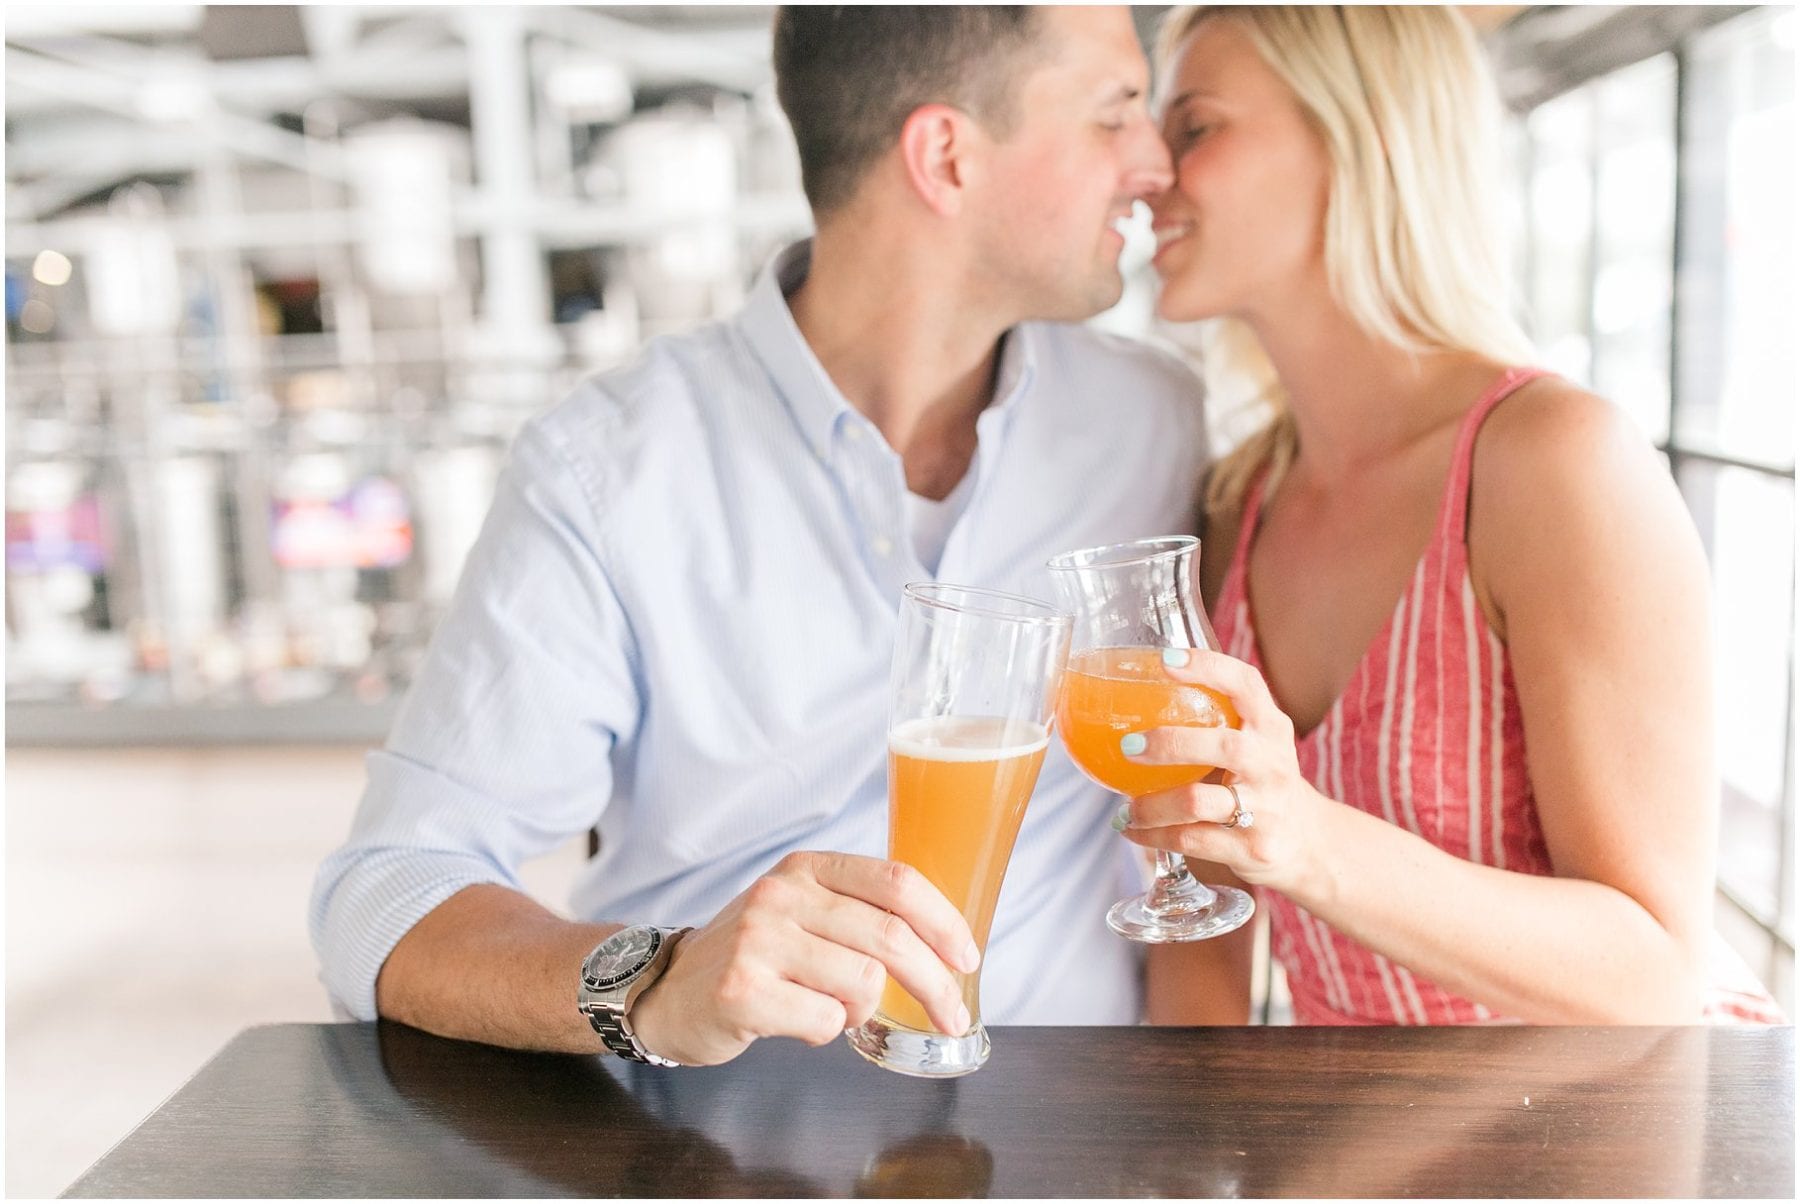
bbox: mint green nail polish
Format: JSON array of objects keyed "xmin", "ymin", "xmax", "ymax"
[
  {"xmin": 1120, "ymin": 732, "xmax": 1147, "ymax": 756},
  {"xmin": 1163, "ymin": 647, "xmax": 1190, "ymax": 667},
  {"xmin": 1111, "ymin": 803, "xmax": 1133, "ymax": 832}
]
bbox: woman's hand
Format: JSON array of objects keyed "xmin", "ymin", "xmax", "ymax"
[{"xmin": 1116, "ymin": 647, "xmax": 1326, "ymax": 895}]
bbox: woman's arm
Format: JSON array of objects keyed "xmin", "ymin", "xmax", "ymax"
[
  {"xmin": 1468, "ymin": 380, "xmax": 1715, "ymax": 1015},
  {"xmin": 1119, "ymin": 384, "xmax": 1715, "ymax": 1023},
  {"xmin": 1145, "ymin": 877, "xmax": 1257, "ymax": 1024}
]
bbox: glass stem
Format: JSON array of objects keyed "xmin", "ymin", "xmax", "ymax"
[{"xmin": 1149, "ymin": 851, "xmax": 1215, "ymax": 911}]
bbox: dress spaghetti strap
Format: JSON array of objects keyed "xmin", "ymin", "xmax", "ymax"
[{"xmin": 1439, "ymin": 367, "xmax": 1553, "ymax": 547}]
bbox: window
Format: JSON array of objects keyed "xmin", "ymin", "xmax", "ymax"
[{"xmin": 1511, "ymin": 6, "xmax": 1796, "ymax": 1011}]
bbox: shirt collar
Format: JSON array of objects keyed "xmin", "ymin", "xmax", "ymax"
[
  {"xmin": 988, "ymin": 318, "xmax": 1038, "ymax": 423},
  {"xmin": 738, "ymin": 240, "xmax": 1040, "ymax": 461},
  {"xmin": 738, "ymin": 241, "xmax": 849, "ymax": 463}
]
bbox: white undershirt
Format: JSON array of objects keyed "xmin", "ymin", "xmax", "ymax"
[{"xmin": 903, "ymin": 464, "xmax": 977, "ymax": 576}]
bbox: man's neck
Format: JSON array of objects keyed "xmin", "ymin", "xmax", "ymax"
[{"xmin": 787, "ymin": 222, "xmax": 1012, "ymax": 499}]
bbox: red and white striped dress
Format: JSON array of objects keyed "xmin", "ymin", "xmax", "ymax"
[{"xmin": 1212, "ymin": 367, "xmax": 1783, "ymax": 1025}]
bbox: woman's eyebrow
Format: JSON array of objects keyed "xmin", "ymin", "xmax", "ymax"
[
  {"xmin": 1162, "ymin": 88, "xmax": 1218, "ymax": 111},
  {"xmin": 1156, "ymin": 86, "xmax": 1227, "ymax": 121}
]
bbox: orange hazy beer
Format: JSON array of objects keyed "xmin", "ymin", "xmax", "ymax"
[
  {"xmin": 1057, "ymin": 646, "xmax": 1240, "ymax": 796},
  {"xmin": 876, "ymin": 715, "xmax": 1049, "ymax": 1034}
]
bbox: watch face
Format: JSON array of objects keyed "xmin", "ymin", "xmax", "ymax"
[{"xmin": 585, "ymin": 926, "xmax": 662, "ymax": 991}]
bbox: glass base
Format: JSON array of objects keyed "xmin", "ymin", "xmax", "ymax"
[
  {"xmin": 1107, "ymin": 881, "xmax": 1255, "ymax": 943},
  {"xmin": 845, "ymin": 1013, "xmax": 990, "ymax": 1078}
]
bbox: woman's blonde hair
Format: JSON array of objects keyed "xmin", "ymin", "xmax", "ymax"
[{"xmin": 1155, "ymin": 5, "xmax": 1536, "ymax": 514}]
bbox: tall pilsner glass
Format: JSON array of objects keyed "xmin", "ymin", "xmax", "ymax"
[
  {"xmin": 1046, "ymin": 537, "xmax": 1255, "ymax": 943},
  {"xmin": 846, "ymin": 583, "xmax": 1071, "ymax": 1078}
]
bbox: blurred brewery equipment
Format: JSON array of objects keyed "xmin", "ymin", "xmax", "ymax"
[{"xmin": 5, "ymin": 5, "xmax": 809, "ymax": 740}]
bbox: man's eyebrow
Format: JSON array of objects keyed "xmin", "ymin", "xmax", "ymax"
[{"xmin": 1100, "ymin": 82, "xmax": 1144, "ymax": 105}]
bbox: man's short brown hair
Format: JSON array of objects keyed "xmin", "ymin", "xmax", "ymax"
[{"xmin": 772, "ymin": 6, "xmax": 1047, "ymax": 216}]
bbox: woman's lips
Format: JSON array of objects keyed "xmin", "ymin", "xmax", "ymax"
[{"xmin": 1151, "ymin": 222, "xmax": 1193, "ymax": 268}]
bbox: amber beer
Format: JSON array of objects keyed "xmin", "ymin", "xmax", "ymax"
[
  {"xmin": 847, "ymin": 580, "xmax": 1069, "ymax": 1077},
  {"xmin": 875, "ymin": 715, "xmax": 1049, "ymax": 1034},
  {"xmin": 1047, "ymin": 536, "xmax": 1255, "ymax": 944},
  {"xmin": 1058, "ymin": 646, "xmax": 1240, "ymax": 795}
]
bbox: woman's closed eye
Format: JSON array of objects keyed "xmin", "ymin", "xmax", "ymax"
[{"xmin": 1169, "ymin": 122, "xmax": 1214, "ymax": 152}]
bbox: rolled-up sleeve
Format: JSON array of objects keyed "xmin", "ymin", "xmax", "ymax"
[{"xmin": 309, "ymin": 414, "xmax": 641, "ymax": 1019}]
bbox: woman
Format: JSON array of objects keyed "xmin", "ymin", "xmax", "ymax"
[{"xmin": 1127, "ymin": 5, "xmax": 1779, "ymax": 1024}]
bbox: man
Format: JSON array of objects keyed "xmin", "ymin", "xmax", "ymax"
[{"xmin": 310, "ymin": 5, "xmax": 1206, "ymax": 1066}]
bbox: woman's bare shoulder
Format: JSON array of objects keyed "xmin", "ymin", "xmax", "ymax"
[
  {"xmin": 1473, "ymin": 376, "xmax": 1669, "ymax": 516},
  {"xmin": 1470, "ymin": 374, "xmax": 1700, "ymax": 622},
  {"xmin": 1481, "ymin": 373, "xmax": 1653, "ymax": 458}
]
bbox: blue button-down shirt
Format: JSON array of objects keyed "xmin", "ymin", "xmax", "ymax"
[{"xmin": 310, "ymin": 242, "xmax": 1210, "ymax": 1025}]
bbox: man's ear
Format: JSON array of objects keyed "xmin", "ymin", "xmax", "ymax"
[{"xmin": 897, "ymin": 102, "xmax": 979, "ymax": 217}]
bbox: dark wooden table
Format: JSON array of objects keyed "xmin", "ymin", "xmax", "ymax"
[{"xmin": 65, "ymin": 1022, "xmax": 1793, "ymax": 1198}]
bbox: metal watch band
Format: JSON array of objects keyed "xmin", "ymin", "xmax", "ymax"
[
  {"xmin": 581, "ymin": 926, "xmax": 692, "ymax": 1067},
  {"xmin": 589, "ymin": 1005, "xmax": 684, "ymax": 1068}
]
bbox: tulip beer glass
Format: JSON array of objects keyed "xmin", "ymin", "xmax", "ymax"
[
  {"xmin": 1047, "ymin": 536, "xmax": 1254, "ymax": 943},
  {"xmin": 846, "ymin": 583, "xmax": 1071, "ymax": 1077}
]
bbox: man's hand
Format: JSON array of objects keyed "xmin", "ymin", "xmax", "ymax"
[{"xmin": 628, "ymin": 851, "xmax": 979, "ymax": 1066}]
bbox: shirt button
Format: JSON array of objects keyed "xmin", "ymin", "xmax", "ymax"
[
  {"xmin": 844, "ymin": 426, "xmax": 863, "ymax": 443},
  {"xmin": 872, "ymin": 536, "xmax": 893, "ymax": 557}
]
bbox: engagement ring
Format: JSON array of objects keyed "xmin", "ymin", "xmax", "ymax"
[{"xmin": 1222, "ymin": 783, "xmax": 1255, "ymax": 830}]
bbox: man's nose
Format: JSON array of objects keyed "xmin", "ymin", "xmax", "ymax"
[{"xmin": 1121, "ymin": 116, "xmax": 1175, "ymax": 199}]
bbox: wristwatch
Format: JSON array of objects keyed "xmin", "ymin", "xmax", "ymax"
[{"xmin": 577, "ymin": 924, "xmax": 693, "ymax": 1066}]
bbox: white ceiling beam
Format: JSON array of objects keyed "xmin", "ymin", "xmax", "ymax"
[
  {"xmin": 5, "ymin": 46, "xmax": 353, "ymax": 181},
  {"xmin": 527, "ymin": 6, "xmax": 769, "ymax": 93},
  {"xmin": 7, "ymin": 23, "xmax": 472, "ymax": 115},
  {"xmin": 2, "ymin": 4, "xmax": 203, "ymax": 39}
]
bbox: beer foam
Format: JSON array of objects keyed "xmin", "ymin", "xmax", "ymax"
[{"xmin": 889, "ymin": 716, "xmax": 1049, "ymax": 762}]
